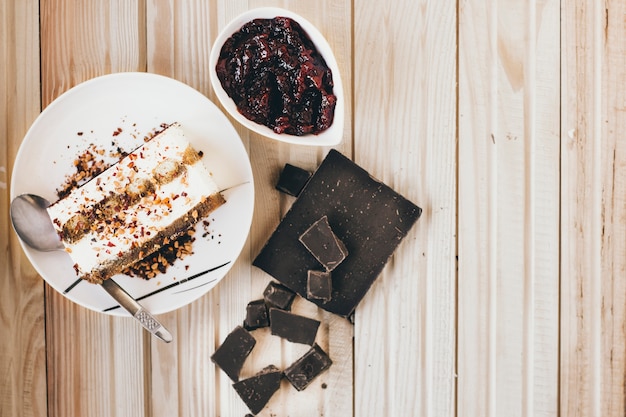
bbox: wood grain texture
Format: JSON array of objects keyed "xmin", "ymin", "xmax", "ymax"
[
  {"xmin": 144, "ymin": 3, "xmax": 226, "ymax": 416},
  {"xmin": 145, "ymin": 1, "xmax": 353, "ymax": 415},
  {"xmin": 1, "ymin": 2, "xmax": 46, "ymax": 416},
  {"xmin": 40, "ymin": 0, "xmax": 147, "ymax": 107},
  {"xmin": 39, "ymin": 1, "xmax": 147, "ymax": 416},
  {"xmin": 4, "ymin": 1, "xmax": 626, "ymax": 416},
  {"xmin": 353, "ymin": 1, "xmax": 457, "ymax": 416},
  {"xmin": 560, "ymin": 0, "xmax": 626, "ymax": 416},
  {"xmin": 458, "ymin": 1, "xmax": 560, "ymax": 417}
]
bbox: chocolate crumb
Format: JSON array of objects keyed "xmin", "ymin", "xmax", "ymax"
[
  {"xmin": 283, "ymin": 344, "xmax": 332, "ymax": 391},
  {"xmin": 263, "ymin": 281, "xmax": 296, "ymax": 310},
  {"xmin": 211, "ymin": 326, "xmax": 256, "ymax": 382},
  {"xmin": 243, "ymin": 299, "xmax": 269, "ymax": 331},
  {"xmin": 276, "ymin": 163, "xmax": 311, "ymax": 197},
  {"xmin": 232, "ymin": 365, "xmax": 282, "ymax": 415},
  {"xmin": 307, "ymin": 270, "xmax": 332, "ymax": 302},
  {"xmin": 299, "ymin": 215, "xmax": 348, "ymax": 272}
]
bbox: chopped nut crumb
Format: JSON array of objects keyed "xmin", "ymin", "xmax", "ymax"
[{"xmin": 121, "ymin": 227, "xmax": 196, "ymax": 280}]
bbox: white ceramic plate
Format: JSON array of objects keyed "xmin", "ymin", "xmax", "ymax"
[
  {"xmin": 209, "ymin": 7, "xmax": 344, "ymax": 146},
  {"xmin": 11, "ymin": 72, "xmax": 255, "ymax": 316}
]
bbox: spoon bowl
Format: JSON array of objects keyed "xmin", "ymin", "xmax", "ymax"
[{"xmin": 10, "ymin": 194, "xmax": 64, "ymax": 251}]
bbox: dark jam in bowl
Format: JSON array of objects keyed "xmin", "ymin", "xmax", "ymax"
[{"xmin": 215, "ymin": 16, "xmax": 337, "ymax": 136}]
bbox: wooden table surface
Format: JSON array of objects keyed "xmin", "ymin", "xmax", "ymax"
[{"xmin": 2, "ymin": 1, "xmax": 625, "ymax": 416}]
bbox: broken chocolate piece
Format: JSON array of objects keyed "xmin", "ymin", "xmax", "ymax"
[
  {"xmin": 307, "ymin": 270, "xmax": 332, "ymax": 302},
  {"xmin": 253, "ymin": 149, "xmax": 422, "ymax": 317},
  {"xmin": 233, "ymin": 365, "xmax": 282, "ymax": 415},
  {"xmin": 263, "ymin": 281, "xmax": 296, "ymax": 310},
  {"xmin": 269, "ymin": 308, "xmax": 320, "ymax": 345},
  {"xmin": 299, "ymin": 215, "xmax": 348, "ymax": 271},
  {"xmin": 243, "ymin": 299, "xmax": 269, "ymax": 331},
  {"xmin": 210, "ymin": 326, "xmax": 256, "ymax": 382},
  {"xmin": 276, "ymin": 163, "xmax": 312, "ymax": 197},
  {"xmin": 283, "ymin": 344, "xmax": 332, "ymax": 391}
]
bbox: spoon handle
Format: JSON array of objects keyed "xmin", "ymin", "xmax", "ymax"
[{"xmin": 101, "ymin": 279, "xmax": 173, "ymax": 343}]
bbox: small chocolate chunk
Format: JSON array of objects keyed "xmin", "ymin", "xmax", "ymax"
[
  {"xmin": 243, "ymin": 299, "xmax": 269, "ymax": 331},
  {"xmin": 263, "ymin": 281, "xmax": 296, "ymax": 310},
  {"xmin": 269, "ymin": 308, "xmax": 320, "ymax": 345},
  {"xmin": 233, "ymin": 365, "xmax": 282, "ymax": 415},
  {"xmin": 276, "ymin": 163, "xmax": 311, "ymax": 197},
  {"xmin": 210, "ymin": 326, "xmax": 256, "ymax": 382},
  {"xmin": 307, "ymin": 270, "xmax": 332, "ymax": 302},
  {"xmin": 283, "ymin": 344, "xmax": 332, "ymax": 391},
  {"xmin": 299, "ymin": 215, "xmax": 348, "ymax": 271}
]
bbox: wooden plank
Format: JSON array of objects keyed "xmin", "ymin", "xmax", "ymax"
[
  {"xmin": 146, "ymin": 1, "xmax": 353, "ymax": 416},
  {"xmin": 353, "ymin": 1, "xmax": 457, "ymax": 416},
  {"xmin": 560, "ymin": 0, "xmax": 626, "ymax": 415},
  {"xmin": 0, "ymin": 1, "xmax": 46, "ymax": 416},
  {"xmin": 39, "ymin": 1, "xmax": 148, "ymax": 416},
  {"xmin": 145, "ymin": 1, "xmax": 240, "ymax": 415},
  {"xmin": 40, "ymin": 0, "xmax": 147, "ymax": 107},
  {"xmin": 457, "ymin": 1, "xmax": 560, "ymax": 416}
]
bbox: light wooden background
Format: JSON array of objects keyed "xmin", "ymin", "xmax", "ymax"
[{"xmin": 1, "ymin": 0, "xmax": 625, "ymax": 416}]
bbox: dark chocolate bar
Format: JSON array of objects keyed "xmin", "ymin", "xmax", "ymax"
[
  {"xmin": 275, "ymin": 163, "xmax": 311, "ymax": 197},
  {"xmin": 269, "ymin": 308, "xmax": 320, "ymax": 345},
  {"xmin": 299, "ymin": 215, "xmax": 348, "ymax": 271},
  {"xmin": 263, "ymin": 281, "xmax": 296, "ymax": 311},
  {"xmin": 283, "ymin": 344, "xmax": 332, "ymax": 391},
  {"xmin": 233, "ymin": 365, "xmax": 282, "ymax": 415},
  {"xmin": 210, "ymin": 326, "xmax": 256, "ymax": 382},
  {"xmin": 253, "ymin": 149, "xmax": 422, "ymax": 317},
  {"xmin": 243, "ymin": 299, "xmax": 269, "ymax": 331},
  {"xmin": 307, "ymin": 270, "xmax": 332, "ymax": 302}
]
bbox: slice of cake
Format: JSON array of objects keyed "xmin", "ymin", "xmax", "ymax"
[{"xmin": 47, "ymin": 123, "xmax": 226, "ymax": 284}]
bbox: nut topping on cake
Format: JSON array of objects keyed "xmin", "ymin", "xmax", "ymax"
[{"xmin": 47, "ymin": 123, "xmax": 226, "ymax": 284}]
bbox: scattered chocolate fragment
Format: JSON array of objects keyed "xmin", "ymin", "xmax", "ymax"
[
  {"xmin": 253, "ymin": 149, "xmax": 422, "ymax": 317},
  {"xmin": 210, "ymin": 326, "xmax": 256, "ymax": 382},
  {"xmin": 348, "ymin": 312, "xmax": 355, "ymax": 325},
  {"xmin": 233, "ymin": 365, "xmax": 282, "ymax": 415},
  {"xmin": 263, "ymin": 281, "xmax": 296, "ymax": 311},
  {"xmin": 243, "ymin": 299, "xmax": 270, "ymax": 331},
  {"xmin": 276, "ymin": 163, "xmax": 311, "ymax": 197},
  {"xmin": 269, "ymin": 308, "xmax": 320, "ymax": 345},
  {"xmin": 307, "ymin": 270, "xmax": 332, "ymax": 302},
  {"xmin": 283, "ymin": 344, "xmax": 332, "ymax": 391},
  {"xmin": 299, "ymin": 215, "xmax": 348, "ymax": 271}
]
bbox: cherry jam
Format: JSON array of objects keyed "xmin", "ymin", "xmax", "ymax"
[{"xmin": 216, "ymin": 17, "xmax": 337, "ymax": 136}]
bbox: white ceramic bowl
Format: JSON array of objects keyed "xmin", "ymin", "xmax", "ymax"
[{"xmin": 209, "ymin": 7, "xmax": 344, "ymax": 146}]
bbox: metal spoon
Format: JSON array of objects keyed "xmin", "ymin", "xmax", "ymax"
[{"xmin": 10, "ymin": 194, "xmax": 173, "ymax": 343}]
